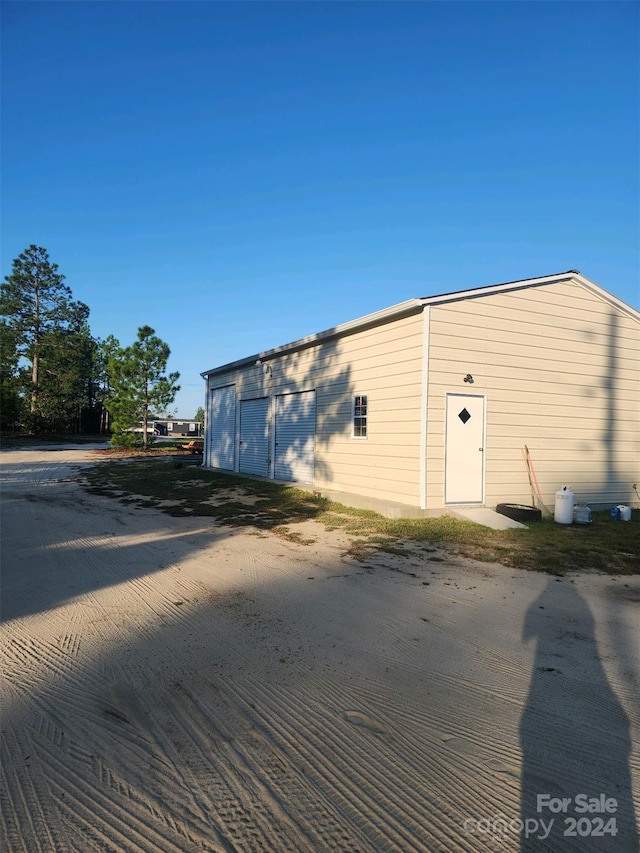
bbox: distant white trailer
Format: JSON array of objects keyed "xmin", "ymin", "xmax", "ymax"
[{"xmin": 125, "ymin": 426, "xmax": 159, "ymax": 435}]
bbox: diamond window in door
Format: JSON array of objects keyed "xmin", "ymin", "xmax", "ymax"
[{"xmin": 458, "ymin": 407, "xmax": 471, "ymax": 424}]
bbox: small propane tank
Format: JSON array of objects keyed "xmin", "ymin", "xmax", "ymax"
[
  {"xmin": 554, "ymin": 486, "xmax": 575, "ymax": 524},
  {"xmin": 573, "ymin": 505, "xmax": 592, "ymax": 524}
]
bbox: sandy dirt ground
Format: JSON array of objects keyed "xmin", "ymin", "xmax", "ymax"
[{"xmin": 1, "ymin": 446, "xmax": 638, "ymax": 853}]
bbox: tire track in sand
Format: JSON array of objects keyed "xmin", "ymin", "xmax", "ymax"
[
  {"xmin": 2, "ymin": 640, "xmax": 231, "ymax": 852},
  {"xmin": 154, "ymin": 678, "xmax": 318, "ymax": 852},
  {"xmin": 228, "ymin": 677, "xmax": 481, "ymax": 853},
  {"xmin": 0, "ymin": 721, "xmax": 59, "ymax": 853}
]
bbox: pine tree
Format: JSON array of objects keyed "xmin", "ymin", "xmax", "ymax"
[
  {"xmin": 1, "ymin": 245, "xmax": 90, "ymax": 431},
  {"xmin": 94, "ymin": 335, "xmax": 121, "ymax": 434},
  {"xmin": 0, "ymin": 320, "xmax": 22, "ymax": 430},
  {"xmin": 107, "ymin": 326, "xmax": 180, "ymax": 449},
  {"xmin": 36, "ymin": 304, "xmax": 95, "ymax": 432}
]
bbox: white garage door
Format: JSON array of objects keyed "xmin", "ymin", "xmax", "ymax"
[
  {"xmin": 207, "ymin": 385, "xmax": 236, "ymax": 470},
  {"xmin": 239, "ymin": 398, "xmax": 269, "ymax": 477},
  {"xmin": 274, "ymin": 391, "xmax": 316, "ymax": 483}
]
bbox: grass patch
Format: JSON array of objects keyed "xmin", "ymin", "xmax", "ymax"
[
  {"xmin": 92, "ymin": 440, "xmax": 193, "ymax": 457},
  {"xmin": 272, "ymin": 526, "xmax": 317, "ymax": 545},
  {"xmin": 81, "ymin": 458, "xmax": 330, "ymax": 528},
  {"xmin": 1, "ymin": 433, "xmax": 107, "ymax": 448},
  {"xmin": 343, "ymin": 535, "xmax": 410, "ymax": 561},
  {"xmin": 79, "ymin": 458, "xmax": 639, "ymax": 575}
]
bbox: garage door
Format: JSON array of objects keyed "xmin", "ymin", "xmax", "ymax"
[
  {"xmin": 239, "ymin": 398, "xmax": 269, "ymax": 477},
  {"xmin": 207, "ymin": 385, "xmax": 236, "ymax": 470},
  {"xmin": 274, "ymin": 391, "xmax": 316, "ymax": 483}
]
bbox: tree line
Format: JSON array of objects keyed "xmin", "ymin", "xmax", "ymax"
[{"xmin": 1, "ymin": 245, "xmax": 183, "ymax": 446}]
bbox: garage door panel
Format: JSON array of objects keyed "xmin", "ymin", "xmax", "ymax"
[
  {"xmin": 239, "ymin": 398, "xmax": 269, "ymax": 477},
  {"xmin": 207, "ymin": 385, "xmax": 235, "ymax": 470},
  {"xmin": 274, "ymin": 391, "xmax": 316, "ymax": 483}
]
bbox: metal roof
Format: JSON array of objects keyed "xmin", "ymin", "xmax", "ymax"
[{"xmin": 201, "ymin": 271, "xmax": 639, "ymax": 378}]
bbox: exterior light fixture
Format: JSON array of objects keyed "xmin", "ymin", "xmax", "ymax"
[
  {"xmin": 463, "ymin": 374, "xmax": 474, "ymax": 384},
  {"xmin": 255, "ymin": 358, "xmax": 272, "ymax": 376}
]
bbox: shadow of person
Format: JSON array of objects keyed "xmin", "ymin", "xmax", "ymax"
[{"xmin": 519, "ymin": 578, "xmax": 638, "ymax": 852}]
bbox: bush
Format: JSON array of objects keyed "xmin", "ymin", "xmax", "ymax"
[{"xmin": 110, "ymin": 430, "xmax": 140, "ymax": 448}]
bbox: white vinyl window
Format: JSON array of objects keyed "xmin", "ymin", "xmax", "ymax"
[{"xmin": 352, "ymin": 394, "xmax": 368, "ymax": 438}]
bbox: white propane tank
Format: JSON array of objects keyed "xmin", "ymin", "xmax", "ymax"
[{"xmin": 554, "ymin": 486, "xmax": 575, "ymax": 524}]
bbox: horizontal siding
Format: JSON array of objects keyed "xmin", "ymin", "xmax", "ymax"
[
  {"xmin": 426, "ymin": 280, "xmax": 640, "ymax": 509},
  {"xmin": 205, "ymin": 278, "xmax": 637, "ymax": 510},
  {"xmin": 430, "ymin": 313, "xmax": 639, "ymax": 350},
  {"xmin": 207, "ymin": 310, "xmax": 424, "ymax": 504},
  {"xmin": 312, "ymin": 313, "xmax": 423, "ymax": 503},
  {"xmin": 429, "ymin": 351, "xmax": 638, "ymax": 383},
  {"xmin": 428, "ymin": 413, "xmax": 640, "ymax": 436}
]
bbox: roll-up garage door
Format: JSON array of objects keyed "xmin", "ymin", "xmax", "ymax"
[
  {"xmin": 207, "ymin": 385, "xmax": 235, "ymax": 470},
  {"xmin": 239, "ymin": 398, "xmax": 269, "ymax": 477},
  {"xmin": 274, "ymin": 391, "xmax": 316, "ymax": 483}
]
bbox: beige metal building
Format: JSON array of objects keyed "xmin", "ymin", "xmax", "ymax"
[{"xmin": 201, "ymin": 271, "xmax": 640, "ymax": 513}]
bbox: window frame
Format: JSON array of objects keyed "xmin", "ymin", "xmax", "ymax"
[{"xmin": 352, "ymin": 393, "xmax": 368, "ymax": 439}]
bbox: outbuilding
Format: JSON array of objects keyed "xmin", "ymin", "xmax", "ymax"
[{"xmin": 201, "ymin": 271, "xmax": 639, "ymax": 515}]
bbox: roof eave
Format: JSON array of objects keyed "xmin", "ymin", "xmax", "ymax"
[
  {"xmin": 418, "ymin": 270, "xmax": 578, "ymax": 306},
  {"xmin": 201, "ymin": 271, "xmax": 639, "ymax": 380},
  {"xmin": 201, "ymin": 297, "xmax": 423, "ymax": 378},
  {"xmin": 418, "ymin": 270, "xmax": 640, "ymax": 321},
  {"xmin": 572, "ymin": 274, "xmax": 640, "ymax": 322}
]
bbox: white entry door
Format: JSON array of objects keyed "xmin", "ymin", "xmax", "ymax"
[
  {"xmin": 445, "ymin": 394, "xmax": 485, "ymax": 504},
  {"xmin": 239, "ymin": 398, "xmax": 269, "ymax": 477},
  {"xmin": 274, "ymin": 391, "xmax": 316, "ymax": 483}
]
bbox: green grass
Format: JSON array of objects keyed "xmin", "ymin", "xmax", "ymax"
[
  {"xmin": 0, "ymin": 432, "xmax": 107, "ymax": 448},
  {"xmin": 153, "ymin": 438, "xmax": 201, "ymax": 449},
  {"xmin": 0, "ymin": 433, "xmax": 189, "ymax": 451},
  {"xmin": 79, "ymin": 457, "xmax": 640, "ymax": 575}
]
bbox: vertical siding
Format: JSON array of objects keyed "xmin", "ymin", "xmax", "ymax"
[
  {"xmin": 206, "ymin": 311, "xmax": 425, "ymax": 504},
  {"xmin": 425, "ymin": 281, "xmax": 640, "ymax": 509}
]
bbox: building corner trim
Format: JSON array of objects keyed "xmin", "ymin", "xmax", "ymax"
[{"xmin": 419, "ymin": 306, "xmax": 430, "ymax": 510}]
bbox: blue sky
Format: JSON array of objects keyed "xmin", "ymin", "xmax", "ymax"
[{"xmin": 2, "ymin": 1, "xmax": 638, "ymax": 417}]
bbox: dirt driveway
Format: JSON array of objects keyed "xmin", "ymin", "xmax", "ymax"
[{"xmin": 1, "ymin": 446, "xmax": 638, "ymax": 852}]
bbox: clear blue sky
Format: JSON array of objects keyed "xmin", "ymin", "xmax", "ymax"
[{"xmin": 2, "ymin": 1, "xmax": 638, "ymax": 418}]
